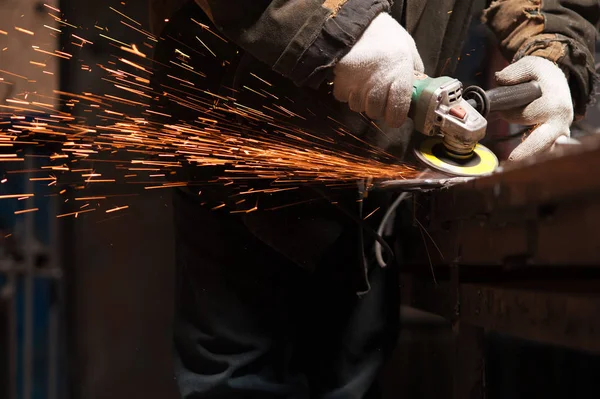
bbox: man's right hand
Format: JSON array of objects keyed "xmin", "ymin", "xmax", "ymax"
[{"xmin": 333, "ymin": 13, "xmax": 424, "ymax": 128}]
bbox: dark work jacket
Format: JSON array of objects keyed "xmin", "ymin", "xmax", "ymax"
[
  {"xmin": 149, "ymin": 0, "xmax": 599, "ymax": 292},
  {"xmin": 150, "ymin": 0, "xmax": 600, "ymax": 116},
  {"xmin": 151, "ymin": 2, "xmax": 392, "ymax": 293}
]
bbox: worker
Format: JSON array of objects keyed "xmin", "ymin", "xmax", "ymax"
[{"xmin": 148, "ymin": 1, "xmax": 599, "ymax": 398}]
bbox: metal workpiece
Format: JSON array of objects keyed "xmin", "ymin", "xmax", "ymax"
[
  {"xmin": 374, "ymin": 176, "xmax": 477, "ymax": 191},
  {"xmin": 397, "ymin": 134, "xmax": 600, "ymax": 383}
]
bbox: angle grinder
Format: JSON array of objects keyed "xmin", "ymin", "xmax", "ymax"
[{"xmin": 409, "ymin": 72, "xmax": 542, "ymax": 176}]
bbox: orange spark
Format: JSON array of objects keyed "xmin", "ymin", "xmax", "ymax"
[
  {"xmin": 196, "ymin": 36, "xmax": 216, "ymax": 57},
  {"xmin": 55, "ymin": 50, "xmax": 72, "ymax": 58},
  {"xmin": 250, "ymin": 73, "xmax": 273, "ymax": 87},
  {"xmin": 56, "ymin": 209, "xmax": 96, "ymax": 218},
  {"xmin": 44, "ymin": 4, "xmax": 61, "ymax": 12},
  {"xmin": 119, "ymin": 58, "xmax": 150, "ymax": 73},
  {"xmin": 109, "ymin": 6, "xmax": 141, "ymax": 26},
  {"xmin": 15, "ymin": 27, "xmax": 34, "ymax": 36},
  {"xmin": 85, "ymin": 179, "xmax": 116, "ymax": 183},
  {"xmin": 0, "ymin": 194, "xmax": 34, "ymax": 200},
  {"xmin": 15, "ymin": 208, "xmax": 39, "ymax": 215},
  {"xmin": 74, "ymin": 196, "xmax": 106, "ymax": 201},
  {"xmin": 191, "ymin": 18, "xmax": 228, "ymax": 42},
  {"xmin": 6, "ymin": 99, "xmax": 29, "ymax": 105},
  {"xmin": 72, "ymin": 34, "xmax": 93, "ymax": 44},
  {"xmin": 106, "ymin": 205, "xmax": 129, "ymax": 213},
  {"xmin": 144, "ymin": 182, "xmax": 187, "ymax": 190},
  {"xmin": 363, "ymin": 207, "xmax": 380, "ymax": 220},
  {"xmin": 99, "ymin": 34, "xmax": 130, "ymax": 47},
  {"xmin": 0, "ymin": 69, "xmax": 28, "ymax": 80},
  {"xmin": 44, "ymin": 25, "xmax": 61, "ymax": 33},
  {"xmin": 120, "ymin": 43, "xmax": 146, "ymax": 58},
  {"xmin": 33, "ymin": 48, "xmax": 70, "ymax": 59}
]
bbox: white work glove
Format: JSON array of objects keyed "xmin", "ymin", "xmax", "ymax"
[
  {"xmin": 333, "ymin": 13, "xmax": 424, "ymax": 128},
  {"xmin": 495, "ymin": 56, "xmax": 574, "ymax": 161}
]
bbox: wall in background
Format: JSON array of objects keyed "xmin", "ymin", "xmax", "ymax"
[
  {"xmin": 0, "ymin": 1, "xmax": 62, "ymax": 398},
  {"xmin": 57, "ymin": 0, "xmax": 179, "ymax": 398}
]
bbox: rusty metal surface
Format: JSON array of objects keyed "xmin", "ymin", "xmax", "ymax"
[
  {"xmin": 460, "ymin": 283, "xmax": 600, "ymax": 353},
  {"xmin": 416, "ymin": 198, "xmax": 600, "ymax": 266},
  {"xmin": 401, "ymin": 275, "xmax": 600, "ymax": 354},
  {"xmin": 375, "ymin": 176, "xmax": 477, "ymax": 191},
  {"xmin": 431, "ymin": 135, "xmax": 600, "ymax": 220},
  {"xmin": 400, "ymin": 135, "xmax": 600, "ymax": 267}
]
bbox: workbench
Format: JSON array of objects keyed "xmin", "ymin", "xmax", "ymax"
[{"xmin": 395, "ymin": 135, "xmax": 600, "ymax": 399}]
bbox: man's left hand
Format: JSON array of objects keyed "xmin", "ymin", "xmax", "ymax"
[{"xmin": 495, "ymin": 56, "xmax": 574, "ymax": 161}]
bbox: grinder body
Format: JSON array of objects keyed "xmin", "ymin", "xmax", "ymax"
[{"xmin": 410, "ymin": 73, "xmax": 487, "ymax": 155}]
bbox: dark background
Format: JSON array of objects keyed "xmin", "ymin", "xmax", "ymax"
[{"xmin": 2, "ymin": 0, "xmax": 600, "ymax": 398}]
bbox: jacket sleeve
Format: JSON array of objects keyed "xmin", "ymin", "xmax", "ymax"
[
  {"xmin": 482, "ymin": 0, "xmax": 600, "ymax": 118},
  {"xmin": 194, "ymin": 0, "xmax": 391, "ymax": 88}
]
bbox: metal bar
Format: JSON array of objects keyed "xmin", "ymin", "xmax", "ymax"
[
  {"xmin": 0, "ymin": 265, "xmax": 62, "ymax": 278},
  {"xmin": 48, "ymin": 298, "xmax": 58, "ymax": 399},
  {"xmin": 8, "ymin": 261, "xmax": 17, "ymax": 399},
  {"xmin": 0, "ymin": 287, "xmax": 6, "ymax": 399},
  {"xmin": 0, "ymin": 276, "xmax": 14, "ymax": 399},
  {"xmin": 23, "ymin": 151, "xmax": 35, "ymax": 399},
  {"xmin": 48, "ymin": 192, "xmax": 60, "ymax": 399}
]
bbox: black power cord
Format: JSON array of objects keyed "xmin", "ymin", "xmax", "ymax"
[{"xmin": 310, "ymin": 186, "xmax": 396, "ymax": 268}]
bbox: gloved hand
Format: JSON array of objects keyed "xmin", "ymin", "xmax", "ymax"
[
  {"xmin": 495, "ymin": 56, "xmax": 574, "ymax": 161},
  {"xmin": 333, "ymin": 13, "xmax": 424, "ymax": 128}
]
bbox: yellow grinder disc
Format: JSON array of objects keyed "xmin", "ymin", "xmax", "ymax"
[{"xmin": 414, "ymin": 137, "xmax": 498, "ymax": 177}]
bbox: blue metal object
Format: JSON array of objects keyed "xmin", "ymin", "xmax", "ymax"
[{"xmin": 1, "ymin": 115, "xmax": 63, "ymax": 399}]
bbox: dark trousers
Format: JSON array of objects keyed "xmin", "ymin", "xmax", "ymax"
[{"xmin": 172, "ymin": 189, "xmax": 399, "ymax": 398}]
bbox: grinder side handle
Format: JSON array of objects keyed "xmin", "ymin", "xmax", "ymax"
[
  {"xmin": 486, "ymin": 81, "xmax": 542, "ymax": 112},
  {"xmin": 465, "ymin": 81, "xmax": 542, "ymax": 117}
]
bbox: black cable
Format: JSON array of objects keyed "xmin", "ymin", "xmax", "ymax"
[
  {"xmin": 310, "ymin": 186, "xmax": 395, "ymax": 268},
  {"xmin": 375, "ymin": 192, "xmax": 410, "ymax": 268}
]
